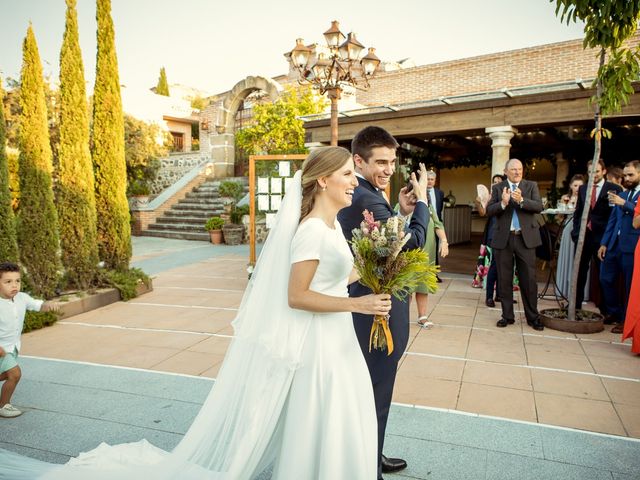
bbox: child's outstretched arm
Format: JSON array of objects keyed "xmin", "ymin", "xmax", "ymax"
[{"xmin": 40, "ymin": 301, "xmax": 61, "ymax": 313}]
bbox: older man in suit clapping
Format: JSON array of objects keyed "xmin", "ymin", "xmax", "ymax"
[{"xmin": 486, "ymin": 158, "xmax": 544, "ymax": 331}]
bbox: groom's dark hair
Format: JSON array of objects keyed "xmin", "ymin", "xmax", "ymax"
[{"xmin": 351, "ymin": 126, "xmax": 399, "ymax": 162}]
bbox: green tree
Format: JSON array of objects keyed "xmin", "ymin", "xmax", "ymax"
[
  {"xmin": 16, "ymin": 25, "xmax": 62, "ymax": 297},
  {"xmin": 553, "ymin": 0, "xmax": 640, "ymax": 321},
  {"xmin": 235, "ymin": 86, "xmax": 326, "ymax": 155},
  {"xmin": 92, "ymin": 0, "xmax": 131, "ymax": 271},
  {"xmin": 156, "ymin": 66, "xmax": 169, "ymax": 96},
  {"xmin": 57, "ymin": 0, "xmax": 99, "ymax": 289},
  {"xmin": 124, "ymin": 114, "xmax": 169, "ymax": 192},
  {"xmin": 0, "ymin": 78, "xmax": 19, "ymax": 263}
]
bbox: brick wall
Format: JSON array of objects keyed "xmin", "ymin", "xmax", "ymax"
[{"xmin": 357, "ymin": 34, "xmax": 640, "ymax": 106}]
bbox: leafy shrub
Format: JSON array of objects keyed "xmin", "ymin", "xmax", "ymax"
[
  {"xmin": 127, "ymin": 179, "xmax": 151, "ymax": 196},
  {"xmin": 218, "ymin": 181, "xmax": 243, "ymax": 201},
  {"xmin": 23, "ymin": 310, "xmax": 59, "ymax": 333},
  {"xmin": 100, "ymin": 267, "xmax": 151, "ymax": 301},
  {"xmin": 230, "ymin": 204, "xmax": 249, "ymax": 225},
  {"xmin": 205, "ymin": 216, "xmax": 224, "ymax": 231}
]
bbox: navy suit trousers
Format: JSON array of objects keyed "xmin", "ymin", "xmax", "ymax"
[{"xmin": 600, "ymin": 248, "xmax": 635, "ymax": 323}]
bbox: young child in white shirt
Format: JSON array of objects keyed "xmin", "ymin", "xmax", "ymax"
[{"xmin": 0, "ymin": 262, "xmax": 59, "ymax": 418}]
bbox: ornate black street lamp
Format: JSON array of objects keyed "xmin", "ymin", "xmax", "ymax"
[{"xmin": 289, "ymin": 20, "xmax": 381, "ymax": 145}]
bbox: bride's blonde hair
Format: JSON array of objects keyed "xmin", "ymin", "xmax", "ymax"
[{"xmin": 300, "ymin": 146, "xmax": 352, "ymax": 220}]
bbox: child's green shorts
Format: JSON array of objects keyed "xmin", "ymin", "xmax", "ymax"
[{"xmin": 0, "ymin": 347, "xmax": 19, "ymax": 374}]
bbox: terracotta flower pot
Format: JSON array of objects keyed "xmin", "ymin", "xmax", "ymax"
[{"xmin": 209, "ymin": 229, "xmax": 223, "ymax": 244}]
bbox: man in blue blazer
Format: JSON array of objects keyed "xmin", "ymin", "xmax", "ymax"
[
  {"xmin": 338, "ymin": 126, "xmax": 429, "ymax": 480},
  {"xmin": 572, "ymin": 159, "xmax": 622, "ymax": 310},
  {"xmin": 598, "ymin": 160, "xmax": 640, "ymax": 333}
]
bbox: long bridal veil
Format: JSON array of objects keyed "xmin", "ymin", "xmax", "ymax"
[{"xmin": 0, "ymin": 170, "xmax": 312, "ymax": 480}]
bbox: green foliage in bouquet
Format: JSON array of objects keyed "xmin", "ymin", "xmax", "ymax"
[
  {"xmin": 350, "ymin": 210, "xmax": 439, "ymax": 355},
  {"xmin": 351, "ymin": 212, "xmax": 439, "ymax": 301}
]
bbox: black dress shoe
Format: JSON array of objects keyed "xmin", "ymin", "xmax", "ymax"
[
  {"xmin": 381, "ymin": 455, "xmax": 407, "ymax": 473},
  {"xmin": 496, "ymin": 318, "xmax": 515, "ymax": 327},
  {"xmin": 603, "ymin": 315, "xmax": 617, "ymax": 325},
  {"xmin": 436, "ymin": 275, "xmax": 443, "ymax": 283},
  {"xmin": 486, "ymin": 298, "xmax": 496, "ymax": 308},
  {"xmin": 527, "ymin": 318, "xmax": 544, "ymax": 331}
]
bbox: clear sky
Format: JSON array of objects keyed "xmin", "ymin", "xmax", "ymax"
[{"xmin": 0, "ymin": 0, "xmax": 586, "ymax": 95}]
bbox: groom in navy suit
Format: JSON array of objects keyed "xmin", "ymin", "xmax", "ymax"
[
  {"xmin": 338, "ymin": 126, "xmax": 429, "ymax": 480},
  {"xmin": 598, "ymin": 160, "xmax": 640, "ymax": 333}
]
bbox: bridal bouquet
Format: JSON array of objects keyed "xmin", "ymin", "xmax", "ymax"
[{"xmin": 351, "ymin": 210, "xmax": 439, "ymax": 355}]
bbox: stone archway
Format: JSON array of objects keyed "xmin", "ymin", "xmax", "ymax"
[{"xmin": 210, "ymin": 76, "xmax": 283, "ymax": 177}]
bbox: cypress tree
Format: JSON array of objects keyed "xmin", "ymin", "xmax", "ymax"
[
  {"xmin": 58, "ymin": 0, "xmax": 99, "ymax": 288},
  {"xmin": 156, "ymin": 67, "xmax": 169, "ymax": 96},
  {"xmin": 17, "ymin": 26, "xmax": 61, "ymax": 297},
  {"xmin": 92, "ymin": 0, "xmax": 131, "ymax": 270},
  {"xmin": 0, "ymin": 78, "xmax": 19, "ymax": 263}
]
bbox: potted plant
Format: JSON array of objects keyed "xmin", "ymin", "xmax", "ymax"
[
  {"xmin": 127, "ymin": 179, "xmax": 151, "ymax": 209},
  {"xmin": 205, "ymin": 216, "xmax": 225, "ymax": 244},
  {"xmin": 222, "ymin": 205, "xmax": 246, "ymax": 246}
]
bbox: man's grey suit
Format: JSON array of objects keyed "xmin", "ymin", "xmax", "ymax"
[{"xmin": 486, "ymin": 179, "xmax": 543, "ymax": 323}]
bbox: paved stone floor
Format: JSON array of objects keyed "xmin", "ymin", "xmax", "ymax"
[{"xmin": 1, "ymin": 236, "xmax": 638, "ymax": 479}]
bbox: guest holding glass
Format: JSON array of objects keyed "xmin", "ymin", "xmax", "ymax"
[{"xmin": 555, "ymin": 174, "xmax": 585, "ymax": 298}]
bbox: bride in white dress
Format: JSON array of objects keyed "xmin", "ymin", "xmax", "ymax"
[{"xmin": 0, "ymin": 146, "xmax": 390, "ymax": 480}]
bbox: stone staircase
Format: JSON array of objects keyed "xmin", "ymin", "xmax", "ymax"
[{"xmin": 144, "ymin": 177, "xmax": 249, "ymax": 241}]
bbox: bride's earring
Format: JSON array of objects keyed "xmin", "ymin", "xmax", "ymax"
[{"xmin": 322, "ymin": 186, "xmax": 327, "ymax": 191}]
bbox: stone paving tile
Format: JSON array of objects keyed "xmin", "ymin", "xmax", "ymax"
[
  {"xmin": 526, "ymin": 347, "xmax": 595, "ymax": 373},
  {"xmin": 187, "ymin": 335, "xmax": 232, "ymax": 355},
  {"xmin": 530, "ymin": 369, "xmax": 610, "ymax": 401},
  {"xmin": 540, "ymin": 427, "xmax": 640, "ymax": 475},
  {"xmin": 393, "ymin": 376, "xmax": 461, "ymax": 409},
  {"xmin": 523, "ymin": 334, "xmax": 586, "ymax": 355},
  {"xmin": 383, "ymin": 434, "xmax": 488, "ymax": 480},
  {"xmin": 462, "ymin": 361, "xmax": 533, "ymax": 391},
  {"xmin": 398, "ymin": 354, "xmax": 465, "ymax": 382},
  {"xmin": 456, "ymin": 383, "xmax": 538, "ymax": 422},
  {"xmin": 588, "ymin": 354, "xmax": 640, "ymax": 378},
  {"xmin": 535, "ymin": 392, "xmax": 627, "ymax": 436},
  {"xmin": 484, "ymin": 450, "xmax": 614, "ymax": 480},
  {"xmin": 150, "ymin": 349, "xmax": 223, "ymax": 376},
  {"xmin": 601, "ymin": 378, "xmax": 640, "ymax": 407},
  {"xmin": 386, "ymin": 406, "xmax": 545, "ymax": 458},
  {"xmin": 615, "ymin": 403, "xmax": 640, "ymax": 438},
  {"xmin": 581, "ymin": 340, "xmax": 638, "ymax": 360}
]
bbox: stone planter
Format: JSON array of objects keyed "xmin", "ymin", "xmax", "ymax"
[
  {"xmin": 128, "ymin": 195, "xmax": 150, "ymax": 210},
  {"xmin": 540, "ymin": 308, "xmax": 604, "ymax": 334},
  {"xmin": 222, "ymin": 224, "xmax": 244, "ymax": 245}
]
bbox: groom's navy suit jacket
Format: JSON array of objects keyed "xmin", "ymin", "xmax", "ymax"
[{"xmin": 338, "ymin": 176, "xmax": 428, "ymax": 463}]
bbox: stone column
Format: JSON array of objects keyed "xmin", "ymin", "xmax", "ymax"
[
  {"xmin": 555, "ymin": 152, "xmax": 569, "ymax": 187},
  {"xmin": 486, "ymin": 126, "xmax": 517, "ymax": 178},
  {"xmin": 210, "ymin": 133, "xmax": 235, "ymax": 177}
]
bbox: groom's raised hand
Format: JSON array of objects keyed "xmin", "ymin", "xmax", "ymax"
[{"xmin": 399, "ymin": 163, "xmax": 428, "ymax": 215}]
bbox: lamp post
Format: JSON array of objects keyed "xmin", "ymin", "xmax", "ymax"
[{"xmin": 289, "ymin": 21, "xmax": 381, "ymax": 146}]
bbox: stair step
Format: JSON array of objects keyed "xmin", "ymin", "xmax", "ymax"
[
  {"xmin": 156, "ymin": 216, "xmax": 211, "ymax": 225},
  {"xmin": 149, "ymin": 222, "xmax": 209, "ymax": 231},
  {"xmin": 172, "ymin": 203, "xmax": 221, "ymax": 211},
  {"xmin": 140, "ymin": 176, "xmax": 249, "ymax": 239},
  {"xmin": 175, "ymin": 198, "xmax": 222, "ymax": 206},
  {"xmin": 143, "ymin": 229, "xmax": 210, "ymax": 241},
  {"xmin": 164, "ymin": 210, "xmax": 217, "ymax": 219}
]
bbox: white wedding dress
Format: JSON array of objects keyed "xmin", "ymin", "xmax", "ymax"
[
  {"xmin": 0, "ymin": 171, "xmax": 377, "ymax": 480},
  {"xmin": 274, "ymin": 218, "xmax": 377, "ymax": 479}
]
